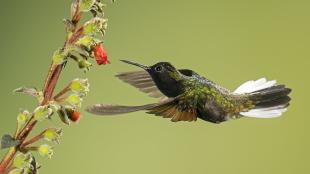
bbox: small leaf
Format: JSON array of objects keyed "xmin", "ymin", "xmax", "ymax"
[
  {"xmin": 13, "ymin": 87, "xmax": 39, "ymax": 98},
  {"xmin": 1, "ymin": 134, "xmax": 20, "ymax": 149}
]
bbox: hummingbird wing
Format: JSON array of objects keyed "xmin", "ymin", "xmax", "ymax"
[
  {"xmin": 116, "ymin": 69, "xmax": 197, "ymax": 99},
  {"xmin": 115, "ymin": 71, "xmax": 165, "ymax": 98},
  {"xmin": 146, "ymin": 97, "xmax": 198, "ymax": 122}
]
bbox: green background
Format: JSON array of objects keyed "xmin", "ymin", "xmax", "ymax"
[{"xmin": 0, "ymin": 0, "xmax": 309, "ymax": 173}]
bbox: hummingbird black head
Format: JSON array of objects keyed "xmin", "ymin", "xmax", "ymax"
[{"xmin": 120, "ymin": 60, "xmax": 185, "ymax": 97}]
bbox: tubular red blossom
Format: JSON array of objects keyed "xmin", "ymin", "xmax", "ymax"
[
  {"xmin": 93, "ymin": 43, "xmax": 109, "ymax": 65},
  {"xmin": 65, "ymin": 108, "xmax": 81, "ymax": 123},
  {"xmin": 69, "ymin": 111, "xmax": 81, "ymax": 122}
]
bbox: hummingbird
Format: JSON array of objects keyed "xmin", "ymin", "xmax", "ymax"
[{"xmin": 86, "ymin": 60, "xmax": 292, "ymax": 124}]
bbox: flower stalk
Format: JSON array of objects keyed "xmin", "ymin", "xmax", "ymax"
[{"xmin": 0, "ymin": 0, "xmax": 111, "ymax": 173}]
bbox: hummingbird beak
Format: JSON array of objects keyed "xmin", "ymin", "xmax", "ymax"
[{"xmin": 120, "ymin": 60, "xmax": 150, "ymax": 70}]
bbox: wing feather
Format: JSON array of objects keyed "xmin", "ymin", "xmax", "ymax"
[
  {"xmin": 116, "ymin": 71, "xmax": 165, "ymax": 99},
  {"xmin": 147, "ymin": 99, "xmax": 197, "ymax": 122}
]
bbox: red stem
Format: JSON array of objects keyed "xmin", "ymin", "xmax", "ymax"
[{"xmin": 0, "ymin": 1, "xmax": 84, "ymax": 172}]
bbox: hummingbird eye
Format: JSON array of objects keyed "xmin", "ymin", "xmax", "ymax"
[{"xmin": 155, "ymin": 65, "xmax": 163, "ymax": 72}]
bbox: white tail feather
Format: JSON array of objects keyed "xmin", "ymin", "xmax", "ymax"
[
  {"xmin": 240, "ymin": 108, "xmax": 287, "ymax": 118},
  {"xmin": 235, "ymin": 78, "xmax": 288, "ymax": 118},
  {"xmin": 234, "ymin": 78, "xmax": 277, "ymax": 94}
]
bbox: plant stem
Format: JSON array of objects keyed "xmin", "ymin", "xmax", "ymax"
[
  {"xmin": 21, "ymin": 133, "xmax": 43, "ymax": 148},
  {"xmin": 53, "ymin": 85, "xmax": 70, "ymax": 101},
  {"xmin": 0, "ymin": 148, "xmax": 16, "ymax": 173},
  {"xmin": 0, "ymin": 1, "xmax": 87, "ymax": 172}
]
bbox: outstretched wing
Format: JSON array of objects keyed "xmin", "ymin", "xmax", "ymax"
[
  {"xmin": 147, "ymin": 97, "xmax": 197, "ymax": 122},
  {"xmin": 115, "ymin": 69, "xmax": 197, "ymax": 99},
  {"xmin": 115, "ymin": 71, "xmax": 164, "ymax": 98}
]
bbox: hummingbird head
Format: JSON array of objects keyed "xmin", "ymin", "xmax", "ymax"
[{"xmin": 120, "ymin": 60, "xmax": 185, "ymax": 97}]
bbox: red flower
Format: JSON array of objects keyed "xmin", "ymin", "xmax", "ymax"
[
  {"xmin": 93, "ymin": 43, "xmax": 110, "ymax": 65},
  {"xmin": 69, "ymin": 111, "xmax": 81, "ymax": 122},
  {"xmin": 65, "ymin": 108, "xmax": 81, "ymax": 123}
]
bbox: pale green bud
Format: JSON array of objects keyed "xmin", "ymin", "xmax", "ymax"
[
  {"xmin": 43, "ymin": 128, "xmax": 62, "ymax": 143},
  {"xmin": 80, "ymin": 0, "xmax": 96, "ymax": 12},
  {"xmin": 17, "ymin": 110, "xmax": 30, "ymax": 125},
  {"xmin": 13, "ymin": 153, "xmax": 32, "ymax": 169},
  {"xmin": 38, "ymin": 144, "xmax": 53, "ymax": 158},
  {"xmin": 66, "ymin": 94, "xmax": 83, "ymax": 108},
  {"xmin": 33, "ymin": 106, "xmax": 53, "ymax": 121},
  {"xmin": 70, "ymin": 78, "xmax": 90, "ymax": 95},
  {"xmin": 84, "ymin": 17, "xmax": 108, "ymax": 35},
  {"xmin": 52, "ymin": 50, "xmax": 66, "ymax": 65}
]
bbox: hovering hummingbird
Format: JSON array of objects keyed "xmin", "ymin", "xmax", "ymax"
[{"xmin": 86, "ymin": 60, "xmax": 291, "ymax": 124}]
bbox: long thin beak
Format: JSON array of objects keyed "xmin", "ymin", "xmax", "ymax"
[{"xmin": 120, "ymin": 59, "xmax": 150, "ymax": 70}]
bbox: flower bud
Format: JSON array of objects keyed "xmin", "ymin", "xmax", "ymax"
[
  {"xmin": 66, "ymin": 94, "xmax": 82, "ymax": 108},
  {"xmin": 76, "ymin": 35, "xmax": 95, "ymax": 49},
  {"xmin": 78, "ymin": 59, "xmax": 92, "ymax": 71},
  {"xmin": 38, "ymin": 144, "xmax": 53, "ymax": 158},
  {"xmin": 17, "ymin": 110, "xmax": 30, "ymax": 125},
  {"xmin": 52, "ymin": 49, "xmax": 66, "ymax": 65},
  {"xmin": 43, "ymin": 128, "xmax": 62, "ymax": 143},
  {"xmin": 12, "ymin": 153, "xmax": 32, "ymax": 169},
  {"xmin": 84, "ymin": 17, "xmax": 107, "ymax": 35},
  {"xmin": 65, "ymin": 107, "xmax": 81, "ymax": 123},
  {"xmin": 92, "ymin": 43, "xmax": 109, "ymax": 65},
  {"xmin": 33, "ymin": 106, "xmax": 53, "ymax": 121},
  {"xmin": 70, "ymin": 78, "xmax": 90, "ymax": 95},
  {"xmin": 79, "ymin": 0, "xmax": 96, "ymax": 12}
]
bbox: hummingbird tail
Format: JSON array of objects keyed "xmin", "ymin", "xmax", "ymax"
[
  {"xmin": 235, "ymin": 78, "xmax": 292, "ymax": 118},
  {"xmin": 85, "ymin": 103, "xmax": 159, "ymax": 115}
]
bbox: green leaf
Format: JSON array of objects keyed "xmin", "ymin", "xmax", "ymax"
[
  {"xmin": 1, "ymin": 134, "xmax": 20, "ymax": 149},
  {"xmin": 80, "ymin": 0, "xmax": 96, "ymax": 12}
]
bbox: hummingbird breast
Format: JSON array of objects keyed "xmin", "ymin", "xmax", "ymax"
[{"xmin": 150, "ymin": 73, "xmax": 185, "ymax": 97}]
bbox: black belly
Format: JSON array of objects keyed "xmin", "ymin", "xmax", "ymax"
[{"xmin": 197, "ymin": 100, "xmax": 228, "ymax": 124}]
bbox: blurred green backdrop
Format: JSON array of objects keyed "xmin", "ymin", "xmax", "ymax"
[{"xmin": 0, "ymin": 0, "xmax": 309, "ymax": 174}]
